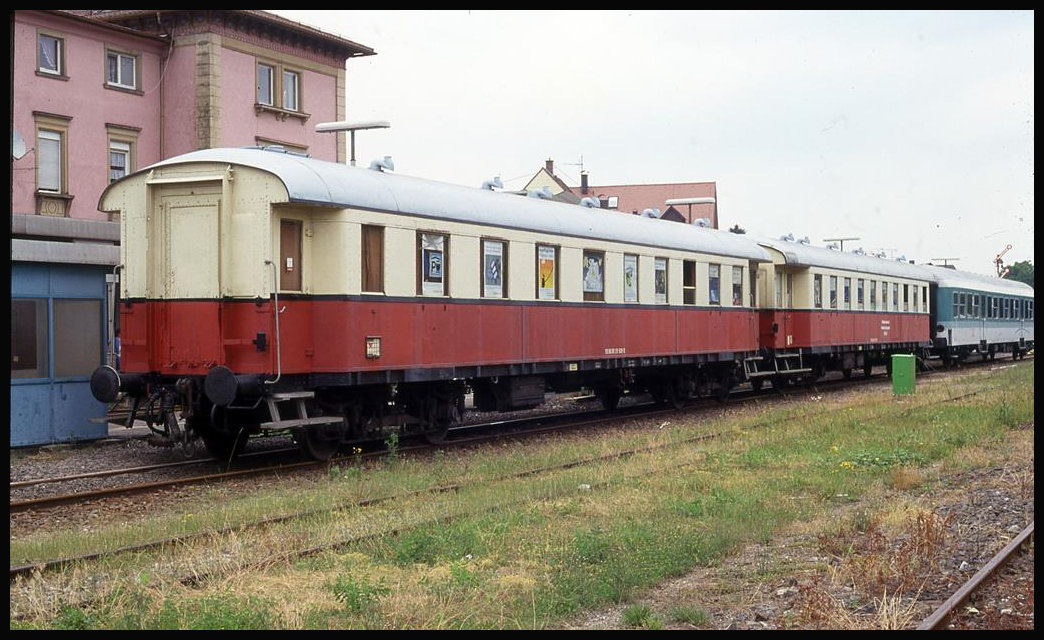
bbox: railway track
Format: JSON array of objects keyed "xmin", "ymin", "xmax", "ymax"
[
  {"xmin": 918, "ymin": 522, "xmax": 1035, "ymax": 630},
  {"xmin": 12, "ymin": 357, "xmax": 1009, "ymax": 515}
]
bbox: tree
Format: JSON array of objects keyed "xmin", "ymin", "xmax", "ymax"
[
  {"xmin": 728, "ymin": 224, "xmax": 746, "ymax": 234},
  {"xmin": 1003, "ymin": 260, "xmax": 1033, "ymax": 288}
]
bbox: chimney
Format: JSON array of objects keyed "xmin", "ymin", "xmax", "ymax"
[
  {"xmin": 545, "ymin": 158, "xmax": 554, "ymax": 174},
  {"xmin": 580, "ymin": 171, "xmax": 589, "ymax": 195}
]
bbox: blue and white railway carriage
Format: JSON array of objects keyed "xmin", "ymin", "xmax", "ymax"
[{"xmin": 925, "ymin": 265, "xmax": 1034, "ymax": 362}]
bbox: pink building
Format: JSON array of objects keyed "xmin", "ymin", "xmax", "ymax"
[{"xmin": 11, "ymin": 10, "xmax": 375, "ymax": 446}]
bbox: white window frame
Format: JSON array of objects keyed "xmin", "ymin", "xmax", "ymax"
[
  {"xmin": 37, "ymin": 129, "xmax": 63, "ymax": 193},
  {"xmin": 38, "ymin": 33, "xmax": 63, "ymax": 76},
  {"xmin": 282, "ymin": 69, "xmax": 300, "ymax": 112},
  {"xmin": 257, "ymin": 63, "xmax": 275, "ymax": 106},
  {"xmin": 109, "ymin": 140, "xmax": 131, "ymax": 184},
  {"xmin": 106, "ymin": 50, "xmax": 137, "ymax": 90}
]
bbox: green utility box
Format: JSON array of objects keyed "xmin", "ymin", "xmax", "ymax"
[{"xmin": 891, "ymin": 354, "xmax": 916, "ymax": 395}]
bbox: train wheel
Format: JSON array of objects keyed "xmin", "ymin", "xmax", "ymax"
[
  {"xmin": 200, "ymin": 425, "xmax": 248, "ymax": 463},
  {"xmin": 295, "ymin": 425, "xmax": 340, "ymax": 462},
  {"xmin": 596, "ymin": 385, "xmax": 621, "ymax": 412}
]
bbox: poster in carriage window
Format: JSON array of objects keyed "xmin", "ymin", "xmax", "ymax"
[
  {"xmin": 483, "ymin": 240, "xmax": 504, "ymax": 298},
  {"xmin": 583, "ymin": 251, "xmax": 604, "ymax": 295},
  {"xmin": 623, "ymin": 254, "xmax": 638, "ymax": 302},
  {"xmin": 538, "ymin": 245, "xmax": 557, "ymax": 300},
  {"xmin": 421, "ymin": 233, "xmax": 445, "ymax": 296},
  {"xmin": 654, "ymin": 258, "xmax": 667, "ymax": 304}
]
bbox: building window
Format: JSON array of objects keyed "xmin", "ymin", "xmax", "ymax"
[
  {"xmin": 843, "ymin": 278, "xmax": 851, "ymax": 309},
  {"xmin": 361, "ymin": 225, "xmax": 384, "ymax": 293},
  {"xmin": 683, "ymin": 260, "xmax": 697, "ymax": 305},
  {"xmin": 257, "ymin": 61, "xmax": 305, "ymax": 115},
  {"xmin": 582, "ymin": 250, "xmax": 605, "ymax": 302},
  {"xmin": 623, "ymin": 254, "xmax": 638, "ymax": 303},
  {"xmin": 654, "ymin": 258, "xmax": 668, "ymax": 304},
  {"xmin": 482, "ymin": 239, "xmax": 507, "ymax": 298},
  {"xmin": 732, "ymin": 266, "xmax": 743, "ymax": 306},
  {"xmin": 106, "ymin": 49, "xmax": 138, "ymax": 90},
  {"xmin": 419, "ymin": 232, "xmax": 448, "ymax": 296},
  {"xmin": 829, "ymin": 276, "xmax": 838, "ymax": 309},
  {"xmin": 708, "ymin": 264, "xmax": 721, "ymax": 305},
  {"xmin": 537, "ymin": 245, "xmax": 558, "ymax": 300},
  {"xmin": 813, "ymin": 274, "xmax": 823, "ymax": 309},
  {"xmin": 38, "ymin": 33, "xmax": 64, "ymax": 76},
  {"xmin": 37, "ymin": 129, "xmax": 63, "ymax": 193},
  {"xmin": 257, "ymin": 63, "xmax": 275, "ymax": 106},
  {"xmin": 11, "ymin": 299, "xmax": 49, "ymax": 379},
  {"xmin": 108, "ymin": 140, "xmax": 131, "ymax": 183},
  {"xmin": 283, "ymin": 70, "xmax": 300, "ymax": 112}
]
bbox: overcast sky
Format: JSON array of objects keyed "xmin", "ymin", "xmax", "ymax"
[{"xmin": 271, "ymin": 10, "xmax": 1034, "ymax": 277}]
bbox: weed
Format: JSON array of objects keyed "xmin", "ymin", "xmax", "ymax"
[
  {"xmin": 669, "ymin": 604, "xmax": 709, "ymax": 627},
  {"xmin": 329, "ymin": 575, "xmax": 390, "ymax": 614},
  {"xmin": 621, "ymin": 603, "xmax": 661, "ymax": 629}
]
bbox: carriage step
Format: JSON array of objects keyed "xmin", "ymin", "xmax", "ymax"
[
  {"xmin": 269, "ymin": 391, "xmax": 315, "ymax": 401},
  {"xmin": 746, "ymin": 371, "xmax": 777, "ymax": 378},
  {"xmin": 261, "ymin": 416, "xmax": 344, "ymax": 430}
]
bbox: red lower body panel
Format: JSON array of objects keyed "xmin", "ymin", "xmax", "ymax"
[
  {"xmin": 759, "ymin": 309, "xmax": 929, "ymax": 350},
  {"xmin": 120, "ymin": 299, "xmax": 760, "ymax": 376}
]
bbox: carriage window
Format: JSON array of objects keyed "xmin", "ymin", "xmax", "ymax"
[
  {"xmin": 786, "ymin": 273, "xmax": 794, "ymax": 307},
  {"xmin": 922, "ymin": 286, "xmax": 927, "ymax": 312},
  {"xmin": 813, "ymin": 274, "xmax": 823, "ymax": 309},
  {"xmin": 892, "ymin": 283, "xmax": 899, "ymax": 311},
  {"xmin": 280, "ymin": 219, "xmax": 303, "ymax": 291},
  {"xmin": 654, "ymin": 258, "xmax": 668, "ymax": 304},
  {"xmin": 708, "ymin": 264, "xmax": 721, "ymax": 305},
  {"xmin": 882, "ymin": 282, "xmax": 889, "ymax": 310},
  {"xmin": 536, "ymin": 245, "xmax": 558, "ymax": 300},
  {"xmin": 1028, "ymin": 300, "xmax": 1034, "ymax": 320},
  {"xmin": 683, "ymin": 260, "xmax": 697, "ymax": 305},
  {"xmin": 972, "ymin": 295, "xmax": 979, "ymax": 318},
  {"xmin": 482, "ymin": 239, "xmax": 507, "ymax": 298},
  {"xmin": 623, "ymin": 254, "xmax": 639, "ymax": 303},
  {"xmin": 857, "ymin": 279, "xmax": 864, "ymax": 309},
  {"xmin": 869, "ymin": 281, "xmax": 877, "ymax": 310},
  {"xmin": 418, "ymin": 232, "xmax": 448, "ymax": 296},
  {"xmin": 732, "ymin": 266, "xmax": 743, "ymax": 306},
  {"xmin": 775, "ymin": 271, "xmax": 783, "ymax": 307},
  {"xmin": 582, "ymin": 250, "xmax": 605, "ymax": 302},
  {"xmin": 829, "ymin": 276, "xmax": 837, "ymax": 309},
  {"xmin": 902, "ymin": 284, "xmax": 909, "ymax": 312},
  {"xmin": 844, "ymin": 278, "xmax": 851, "ymax": 309},
  {"xmin": 361, "ymin": 225, "xmax": 384, "ymax": 293}
]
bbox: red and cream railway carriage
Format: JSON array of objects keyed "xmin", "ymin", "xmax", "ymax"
[
  {"xmin": 92, "ymin": 147, "xmax": 771, "ymax": 459},
  {"xmin": 749, "ymin": 236, "xmax": 934, "ymax": 387}
]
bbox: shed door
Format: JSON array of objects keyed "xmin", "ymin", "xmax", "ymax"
[{"xmin": 280, "ymin": 219, "xmax": 302, "ymax": 291}]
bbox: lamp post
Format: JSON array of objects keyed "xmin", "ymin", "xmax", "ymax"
[{"xmin": 314, "ymin": 120, "xmax": 390, "ymax": 166}]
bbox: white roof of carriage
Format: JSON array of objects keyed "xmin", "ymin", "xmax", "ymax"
[
  {"xmin": 921, "ymin": 264, "xmax": 1034, "ymax": 296},
  {"xmin": 754, "ymin": 235, "xmax": 937, "ymax": 282},
  {"xmin": 140, "ymin": 147, "xmax": 770, "ymax": 262}
]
